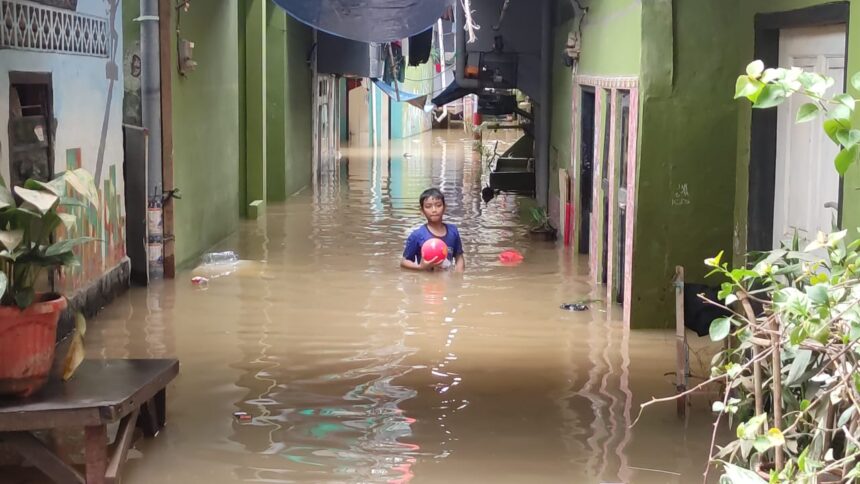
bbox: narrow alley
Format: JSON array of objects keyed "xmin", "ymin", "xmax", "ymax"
[
  {"xmin": 3, "ymin": 0, "xmax": 860, "ymax": 483},
  {"xmin": 76, "ymin": 132, "xmax": 713, "ymax": 483}
]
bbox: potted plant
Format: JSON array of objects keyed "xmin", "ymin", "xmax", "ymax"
[
  {"xmin": 0, "ymin": 169, "xmax": 98, "ymax": 397},
  {"xmin": 528, "ymin": 207, "xmax": 557, "ymax": 241}
]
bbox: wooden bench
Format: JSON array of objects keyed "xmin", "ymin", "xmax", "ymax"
[{"xmin": 0, "ymin": 359, "xmax": 179, "ymax": 484}]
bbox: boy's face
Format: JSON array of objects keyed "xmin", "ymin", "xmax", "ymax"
[{"xmin": 421, "ymin": 197, "xmax": 445, "ymax": 223}]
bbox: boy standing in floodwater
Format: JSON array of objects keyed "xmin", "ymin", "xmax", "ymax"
[{"xmin": 401, "ymin": 188, "xmax": 465, "ymax": 272}]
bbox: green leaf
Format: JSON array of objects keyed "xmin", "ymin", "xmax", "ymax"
[
  {"xmin": 836, "ymin": 129, "xmax": 860, "ymax": 150},
  {"xmin": 0, "ymin": 182, "xmax": 13, "ymax": 210},
  {"xmin": 0, "ymin": 229, "xmax": 23, "ymax": 251},
  {"xmin": 806, "ymin": 284, "xmax": 829, "ymax": 304},
  {"xmin": 710, "ymin": 317, "xmax": 732, "ymax": 342},
  {"xmin": 44, "ymin": 237, "xmax": 98, "ymax": 257},
  {"xmin": 834, "ymin": 93, "xmax": 857, "ymax": 110},
  {"xmin": 824, "ymin": 118, "xmax": 850, "ymax": 144},
  {"xmin": 746, "ymin": 60, "xmax": 765, "ymax": 79},
  {"xmin": 838, "ymin": 406, "xmax": 856, "ymax": 428},
  {"xmin": 723, "ymin": 463, "xmax": 768, "ymax": 483},
  {"xmin": 753, "ymin": 435, "xmax": 772, "ymax": 453},
  {"xmin": 767, "ymin": 427, "xmax": 785, "ymax": 447},
  {"xmin": 851, "ymin": 72, "xmax": 860, "ymax": 92},
  {"xmin": 59, "ymin": 197, "xmax": 87, "ymax": 209},
  {"xmin": 14, "ymin": 287, "xmax": 34, "ymax": 309},
  {"xmin": 705, "ymin": 251, "xmax": 725, "ymax": 268},
  {"xmin": 796, "ymin": 103, "xmax": 820, "ymax": 123},
  {"xmin": 22, "ymin": 177, "xmax": 64, "ymax": 196},
  {"xmin": 786, "ymin": 349, "xmax": 812, "ymax": 386},
  {"xmin": 13, "ymin": 186, "xmax": 58, "ymax": 215},
  {"xmin": 58, "ymin": 213, "xmax": 77, "ymax": 232},
  {"xmin": 800, "ymin": 399, "xmax": 811, "ymax": 411},
  {"xmin": 835, "ymin": 146, "xmax": 858, "ymax": 176},
  {"xmin": 753, "ymin": 84, "xmax": 787, "ymax": 109},
  {"xmin": 59, "ymin": 169, "xmax": 99, "ymax": 208},
  {"xmin": 735, "ymin": 76, "xmax": 761, "ymax": 99}
]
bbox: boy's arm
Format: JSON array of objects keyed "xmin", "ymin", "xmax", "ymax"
[{"xmin": 454, "ymin": 254, "xmax": 465, "ymax": 272}]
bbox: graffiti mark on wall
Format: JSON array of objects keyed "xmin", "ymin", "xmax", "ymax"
[
  {"xmin": 57, "ymin": 148, "xmax": 126, "ymax": 293},
  {"xmin": 671, "ymin": 183, "xmax": 690, "ymax": 206}
]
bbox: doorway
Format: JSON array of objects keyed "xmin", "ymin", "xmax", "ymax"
[
  {"xmin": 8, "ymin": 72, "xmax": 54, "ymax": 188},
  {"xmin": 578, "ymin": 88, "xmax": 595, "ymax": 254},
  {"xmin": 773, "ymin": 25, "xmax": 846, "ymax": 248},
  {"xmin": 748, "ymin": 3, "xmax": 849, "ymax": 252}
]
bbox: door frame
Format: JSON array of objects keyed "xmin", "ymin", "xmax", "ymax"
[
  {"xmin": 748, "ymin": 3, "xmax": 849, "ymax": 252},
  {"xmin": 571, "ymin": 75, "xmax": 639, "ymax": 326}
]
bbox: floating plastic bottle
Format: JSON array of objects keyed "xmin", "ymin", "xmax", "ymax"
[{"xmin": 201, "ymin": 251, "xmax": 239, "ymax": 265}]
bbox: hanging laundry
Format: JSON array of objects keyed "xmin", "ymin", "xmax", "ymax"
[
  {"xmin": 383, "ymin": 42, "xmax": 406, "ymax": 84},
  {"xmin": 409, "ymin": 27, "xmax": 434, "ymax": 66}
]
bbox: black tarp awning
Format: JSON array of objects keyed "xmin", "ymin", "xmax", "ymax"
[
  {"xmin": 431, "ymin": 79, "xmax": 478, "ymax": 107},
  {"xmin": 272, "ymin": 0, "xmax": 451, "ymax": 43}
]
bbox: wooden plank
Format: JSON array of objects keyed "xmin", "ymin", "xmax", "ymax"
[
  {"xmin": 0, "ymin": 431, "xmax": 84, "ymax": 484},
  {"xmin": 0, "ymin": 360, "xmax": 178, "ymax": 431},
  {"xmin": 674, "ymin": 265, "xmax": 687, "ymax": 418},
  {"xmin": 84, "ymin": 425, "xmax": 107, "ymax": 484},
  {"xmin": 158, "ymin": 0, "xmax": 176, "ymax": 279},
  {"xmin": 105, "ymin": 408, "xmax": 140, "ymax": 484}
]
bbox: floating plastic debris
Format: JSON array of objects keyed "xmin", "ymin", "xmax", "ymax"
[
  {"xmin": 499, "ymin": 250, "xmax": 524, "ymax": 265},
  {"xmin": 201, "ymin": 251, "xmax": 239, "ymax": 265},
  {"xmin": 560, "ymin": 302, "xmax": 588, "ymax": 312}
]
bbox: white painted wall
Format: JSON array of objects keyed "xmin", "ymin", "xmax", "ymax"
[{"xmin": 0, "ymin": 0, "xmax": 124, "ymax": 195}]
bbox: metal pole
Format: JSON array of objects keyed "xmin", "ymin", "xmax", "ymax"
[
  {"xmin": 139, "ymin": 0, "xmax": 162, "ymax": 198},
  {"xmin": 138, "ymin": 0, "xmax": 163, "ymax": 279}
]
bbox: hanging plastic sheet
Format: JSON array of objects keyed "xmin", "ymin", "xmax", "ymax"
[
  {"xmin": 431, "ymin": 79, "xmax": 479, "ymax": 107},
  {"xmin": 371, "ymin": 79, "xmax": 429, "ymax": 110},
  {"xmin": 271, "ymin": 0, "xmax": 450, "ymax": 43}
]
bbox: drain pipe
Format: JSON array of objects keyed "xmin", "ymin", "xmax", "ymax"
[{"xmin": 138, "ymin": 0, "xmax": 164, "ymax": 279}]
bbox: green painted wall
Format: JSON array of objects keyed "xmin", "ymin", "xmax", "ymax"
[
  {"xmin": 266, "ymin": 8, "xmax": 287, "ymax": 201},
  {"xmin": 547, "ymin": 0, "xmax": 642, "ymax": 199},
  {"xmin": 265, "ymin": 8, "xmax": 313, "ymax": 201},
  {"xmin": 548, "ymin": 14, "xmax": 574, "ymax": 200},
  {"xmin": 630, "ymin": 0, "xmax": 743, "ymax": 328},
  {"xmin": 391, "ymin": 62, "xmax": 434, "ymax": 139},
  {"xmin": 577, "ymin": 0, "xmax": 642, "ymax": 77},
  {"xmin": 282, "ymin": 14, "xmax": 313, "ymax": 197},
  {"xmin": 245, "ymin": 0, "xmax": 267, "ymax": 215},
  {"xmin": 171, "ymin": 1, "xmax": 242, "ymax": 267}
]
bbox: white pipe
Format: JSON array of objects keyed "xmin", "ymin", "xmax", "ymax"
[{"xmin": 437, "ymin": 19, "xmax": 447, "ymax": 87}]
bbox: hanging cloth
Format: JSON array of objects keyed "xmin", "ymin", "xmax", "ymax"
[
  {"xmin": 383, "ymin": 42, "xmax": 406, "ymax": 84},
  {"xmin": 409, "ymin": 27, "xmax": 434, "ymax": 66}
]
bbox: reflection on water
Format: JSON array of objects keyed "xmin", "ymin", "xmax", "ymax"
[{"xmin": 80, "ymin": 130, "xmax": 716, "ymax": 483}]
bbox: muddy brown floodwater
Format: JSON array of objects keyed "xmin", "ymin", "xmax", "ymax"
[{"xmin": 80, "ymin": 131, "xmax": 716, "ymax": 483}]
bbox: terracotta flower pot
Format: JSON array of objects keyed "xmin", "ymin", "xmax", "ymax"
[{"xmin": 0, "ymin": 295, "xmax": 67, "ymax": 398}]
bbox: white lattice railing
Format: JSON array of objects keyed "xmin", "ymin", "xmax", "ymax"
[{"xmin": 0, "ymin": 0, "xmax": 109, "ymax": 57}]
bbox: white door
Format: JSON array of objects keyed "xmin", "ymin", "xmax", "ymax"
[{"xmin": 773, "ymin": 25, "xmax": 846, "ymax": 248}]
